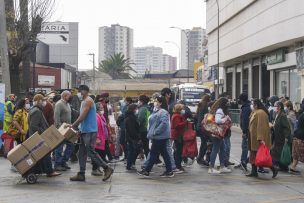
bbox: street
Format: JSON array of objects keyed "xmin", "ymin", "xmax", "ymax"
[{"xmin": 0, "ymin": 128, "xmax": 304, "ymax": 203}]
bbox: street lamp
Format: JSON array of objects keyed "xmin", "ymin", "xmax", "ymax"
[
  {"xmin": 88, "ymin": 53, "xmax": 95, "ymax": 93},
  {"xmin": 170, "ymin": 26, "xmax": 190, "ymax": 83},
  {"xmin": 216, "ymin": 0, "xmax": 220, "ymax": 99},
  {"xmin": 164, "ymin": 41, "xmax": 181, "ymax": 70}
]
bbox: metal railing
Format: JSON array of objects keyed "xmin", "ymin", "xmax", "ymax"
[{"xmin": 229, "ymin": 109, "xmax": 241, "ymax": 126}]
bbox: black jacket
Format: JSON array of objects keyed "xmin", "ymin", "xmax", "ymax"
[
  {"xmin": 125, "ymin": 111, "xmax": 140, "ymax": 142},
  {"xmin": 240, "ymin": 101, "xmax": 251, "ymax": 135}
]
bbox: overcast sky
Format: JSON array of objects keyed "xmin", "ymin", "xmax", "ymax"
[{"xmin": 51, "ymin": 0, "xmax": 207, "ymax": 69}]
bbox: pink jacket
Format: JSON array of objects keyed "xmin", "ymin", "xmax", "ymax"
[{"xmin": 95, "ymin": 113, "xmax": 106, "ymax": 150}]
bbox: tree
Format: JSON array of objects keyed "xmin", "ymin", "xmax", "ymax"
[
  {"xmin": 5, "ymin": 0, "xmax": 55, "ymax": 95},
  {"xmin": 98, "ymin": 53, "xmax": 136, "ymax": 79}
]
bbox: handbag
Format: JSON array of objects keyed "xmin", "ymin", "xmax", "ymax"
[
  {"xmin": 280, "ymin": 143, "xmax": 291, "ymax": 166},
  {"xmin": 255, "ymin": 144, "xmax": 273, "ymax": 168},
  {"xmin": 201, "ymin": 113, "xmax": 231, "ymax": 139}
]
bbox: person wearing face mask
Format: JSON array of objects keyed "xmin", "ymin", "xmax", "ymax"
[
  {"xmin": 36, "ymin": 93, "xmax": 54, "ymax": 126},
  {"xmin": 91, "ymin": 102, "xmax": 109, "ymax": 176},
  {"xmin": 125, "ymin": 104, "xmax": 140, "ymax": 171},
  {"xmin": 284, "ymin": 101, "xmax": 297, "ymax": 139},
  {"xmin": 137, "ymin": 95, "xmax": 150, "ymax": 158},
  {"xmin": 271, "ymin": 101, "xmax": 292, "ymax": 171},
  {"xmin": 28, "ymin": 94, "xmax": 61, "ymax": 177},
  {"xmin": 171, "ymin": 104, "xmax": 187, "ymax": 173},
  {"xmin": 54, "ymin": 91, "xmax": 74, "ymax": 172},
  {"xmin": 9, "ymin": 98, "xmax": 29, "ymax": 144},
  {"xmin": 137, "ymin": 96, "xmax": 174, "ymax": 178},
  {"xmin": 247, "ymin": 99, "xmax": 277, "ymax": 178}
]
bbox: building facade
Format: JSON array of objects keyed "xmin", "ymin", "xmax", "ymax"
[
  {"xmin": 162, "ymin": 54, "xmax": 177, "ymax": 72},
  {"xmin": 206, "ymin": 0, "xmax": 304, "ymax": 102},
  {"xmin": 181, "ymin": 27, "xmax": 207, "ymax": 71},
  {"xmin": 98, "ymin": 24, "xmax": 134, "ymax": 63},
  {"xmin": 134, "ymin": 46, "xmax": 163, "ymax": 76}
]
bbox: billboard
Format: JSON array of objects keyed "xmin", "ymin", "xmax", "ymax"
[
  {"xmin": 38, "ymin": 75, "xmax": 55, "ymax": 86},
  {"xmin": 0, "ymin": 83, "xmax": 5, "ymax": 146},
  {"xmin": 38, "ymin": 22, "xmax": 69, "ymax": 44}
]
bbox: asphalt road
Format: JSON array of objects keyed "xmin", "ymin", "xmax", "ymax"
[{"xmin": 0, "ymin": 127, "xmax": 304, "ymax": 203}]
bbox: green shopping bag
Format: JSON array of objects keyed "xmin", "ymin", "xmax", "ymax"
[{"xmin": 280, "ymin": 143, "xmax": 291, "ymax": 166}]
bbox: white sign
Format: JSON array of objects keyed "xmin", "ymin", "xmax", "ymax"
[
  {"xmin": 38, "ymin": 75, "xmax": 55, "ymax": 86},
  {"xmin": 38, "ymin": 22, "xmax": 69, "ymax": 44}
]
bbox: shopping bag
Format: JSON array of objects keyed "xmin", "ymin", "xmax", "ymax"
[
  {"xmin": 255, "ymin": 144, "xmax": 272, "ymax": 168},
  {"xmin": 201, "ymin": 113, "xmax": 232, "ymax": 139},
  {"xmin": 183, "ymin": 122, "xmax": 196, "ymax": 142},
  {"xmin": 182, "ymin": 139, "xmax": 198, "ymax": 158},
  {"xmin": 280, "ymin": 143, "xmax": 291, "ymax": 166},
  {"xmin": 1, "ymin": 133, "xmax": 14, "ymax": 157}
]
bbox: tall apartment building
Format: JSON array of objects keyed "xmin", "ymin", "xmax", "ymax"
[
  {"xmin": 181, "ymin": 27, "xmax": 207, "ymax": 71},
  {"xmin": 162, "ymin": 54, "xmax": 177, "ymax": 72},
  {"xmin": 98, "ymin": 24, "xmax": 134, "ymax": 63},
  {"xmin": 134, "ymin": 46, "xmax": 163, "ymax": 75}
]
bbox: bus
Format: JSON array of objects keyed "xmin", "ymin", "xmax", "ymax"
[{"xmin": 171, "ymin": 84, "xmax": 210, "ymax": 113}]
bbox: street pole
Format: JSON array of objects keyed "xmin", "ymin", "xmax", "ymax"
[
  {"xmin": 31, "ymin": 41, "xmax": 38, "ymax": 92},
  {"xmin": 88, "ymin": 53, "xmax": 95, "ymax": 93},
  {"xmin": 0, "ymin": 0, "xmax": 11, "ymax": 94},
  {"xmin": 216, "ymin": 0, "xmax": 220, "ymax": 99}
]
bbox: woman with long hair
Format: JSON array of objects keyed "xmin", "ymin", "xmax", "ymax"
[
  {"xmin": 208, "ymin": 97, "xmax": 232, "ymax": 174},
  {"xmin": 196, "ymin": 95, "xmax": 211, "ymax": 166},
  {"xmin": 247, "ymin": 99, "xmax": 277, "ymax": 178}
]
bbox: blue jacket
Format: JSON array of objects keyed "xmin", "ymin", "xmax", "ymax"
[
  {"xmin": 240, "ymin": 101, "xmax": 251, "ymax": 135},
  {"xmin": 147, "ymin": 108, "xmax": 170, "ymax": 140}
]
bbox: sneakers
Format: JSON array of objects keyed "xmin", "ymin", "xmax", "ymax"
[
  {"xmin": 160, "ymin": 171, "xmax": 174, "ymax": 178},
  {"xmin": 62, "ymin": 163, "xmax": 71, "ymax": 170},
  {"xmin": 91, "ymin": 169, "xmax": 103, "ymax": 176},
  {"xmin": 137, "ymin": 170, "xmax": 150, "ymax": 177},
  {"xmin": 103, "ymin": 167, "xmax": 114, "ymax": 181},
  {"xmin": 234, "ymin": 163, "xmax": 248, "ymax": 171},
  {"xmin": 70, "ymin": 172, "xmax": 85, "ymax": 181},
  {"xmin": 208, "ymin": 168, "xmax": 221, "ymax": 174},
  {"xmin": 198, "ymin": 160, "xmax": 210, "ymax": 167},
  {"xmin": 227, "ymin": 161, "xmax": 235, "ymax": 166},
  {"xmin": 126, "ymin": 165, "xmax": 137, "ymax": 171},
  {"xmin": 173, "ymin": 168, "xmax": 185, "ymax": 174},
  {"xmin": 220, "ymin": 167, "xmax": 232, "ymax": 173}
]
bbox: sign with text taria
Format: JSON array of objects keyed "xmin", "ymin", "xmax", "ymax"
[{"xmin": 38, "ymin": 22, "xmax": 69, "ymax": 44}]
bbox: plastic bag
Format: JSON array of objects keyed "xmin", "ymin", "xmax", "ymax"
[
  {"xmin": 280, "ymin": 143, "xmax": 291, "ymax": 166},
  {"xmin": 256, "ymin": 144, "xmax": 272, "ymax": 168}
]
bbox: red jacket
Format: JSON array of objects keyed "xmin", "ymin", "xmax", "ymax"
[{"xmin": 171, "ymin": 112, "xmax": 187, "ymax": 140}]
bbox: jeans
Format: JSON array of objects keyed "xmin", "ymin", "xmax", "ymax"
[
  {"xmin": 145, "ymin": 139, "xmax": 172, "ymax": 173},
  {"xmin": 241, "ymin": 134, "xmax": 248, "ymax": 164},
  {"xmin": 127, "ymin": 141, "xmax": 138, "ymax": 169},
  {"xmin": 55, "ymin": 141, "xmax": 74, "ymax": 167},
  {"xmin": 210, "ymin": 137, "xmax": 225, "ymax": 168},
  {"xmin": 140, "ymin": 131, "xmax": 149, "ymax": 158},
  {"xmin": 197, "ymin": 130, "xmax": 208, "ymax": 161},
  {"xmin": 174, "ymin": 140, "xmax": 183, "ymax": 169},
  {"xmin": 167, "ymin": 139, "xmax": 176, "ymax": 170},
  {"xmin": 120, "ymin": 128, "xmax": 128, "ymax": 159},
  {"xmin": 79, "ymin": 133, "xmax": 108, "ymax": 173},
  {"xmin": 223, "ymin": 135, "xmax": 231, "ymax": 167},
  {"xmin": 39, "ymin": 154, "xmax": 53, "ymax": 174}
]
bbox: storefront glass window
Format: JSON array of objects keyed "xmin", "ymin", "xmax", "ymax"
[
  {"xmin": 276, "ymin": 70, "xmax": 289, "ymax": 98},
  {"xmin": 290, "ymin": 69, "xmax": 301, "ymax": 102}
]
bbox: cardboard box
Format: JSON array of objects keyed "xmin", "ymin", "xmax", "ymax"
[
  {"xmin": 41, "ymin": 125, "xmax": 65, "ymax": 150},
  {"xmin": 22, "ymin": 132, "xmax": 52, "ymax": 162},
  {"xmin": 58, "ymin": 123, "xmax": 78, "ymax": 143},
  {"xmin": 7, "ymin": 144, "xmax": 35, "ymax": 175}
]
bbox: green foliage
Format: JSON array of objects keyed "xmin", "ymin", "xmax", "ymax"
[{"xmin": 98, "ymin": 53, "xmax": 136, "ymax": 79}]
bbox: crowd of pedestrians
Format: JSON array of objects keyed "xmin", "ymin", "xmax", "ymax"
[{"xmin": 1, "ymin": 85, "xmax": 304, "ymax": 182}]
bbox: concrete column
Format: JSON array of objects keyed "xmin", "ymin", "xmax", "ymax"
[
  {"xmin": 240, "ymin": 62, "xmax": 243, "ymax": 93},
  {"xmin": 232, "ymin": 65, "xmax": 236, "ymax": 99},
  {"xmin": 259, "ymin": 57, "xmax": 262, "ymax": 99},
  {"xmin": 270, "ymin": 70, "xmax": 275, "ymax": 96},
  {"xmin": 248, "ymin": 59, "xmax": 253, "ymax": 99},
  {"xmin": 223, "ymin": 67, "xmax": 227, "ymax": 93}
]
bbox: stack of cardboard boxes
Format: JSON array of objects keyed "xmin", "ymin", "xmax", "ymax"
[{"xmin": 7, "ymin": 124, "xmax": 77, "ymax": 175}]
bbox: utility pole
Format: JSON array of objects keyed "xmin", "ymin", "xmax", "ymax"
[
  {"xmin": 216, "ymin": 0, "xmax": 220, "ymax": 99},
  {"xmin": 88, "ymin": 53, "xmax": 95, "ymax": 93},
  {"xmin": 0, "ymin": 0, "xmax": 11, "ymax": 94}
]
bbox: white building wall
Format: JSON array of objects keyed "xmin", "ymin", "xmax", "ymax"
[
  {"xmin": 207, "ymin": 0, "xmax": 304, "ymax": 66},
  {"xmin": 61, "ymin": 69, "xmax": 72, "ymax": 89},
  {"xmin": 134, "ymin": 46, "xmax": 163, "ymax": 75}
]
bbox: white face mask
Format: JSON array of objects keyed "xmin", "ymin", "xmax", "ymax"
[
  {"xmin": 181, "ymin": 110, "xmax": 185, "ymax": 115},
  {"xmin": 284, "ymin": 107, "xmax": 288, "ymax": 112},
  {"xmin": 250, "ymin": 104, "xmax": 254, "ymax": 111},
  {"xmin": 33, "ymin": 101, "xmax": 37, "ymax": 106},
  {"xmin": 77, "ymin": 92, "xmax": 83, "ymax": 100},
  {"xmin": 25, "ymin": 103, "xmax": 31, "ymax": 110},
  {"xmin": 135, "ymin": 109, "xmax": 139, "ymax": 115},
  {"xmin": 42, "ymin": 101, "xmax": 47, "ymax": 107},
  {"xmin": 100, "ymin": 110, "xmax": 104, "ymax": 115}
]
